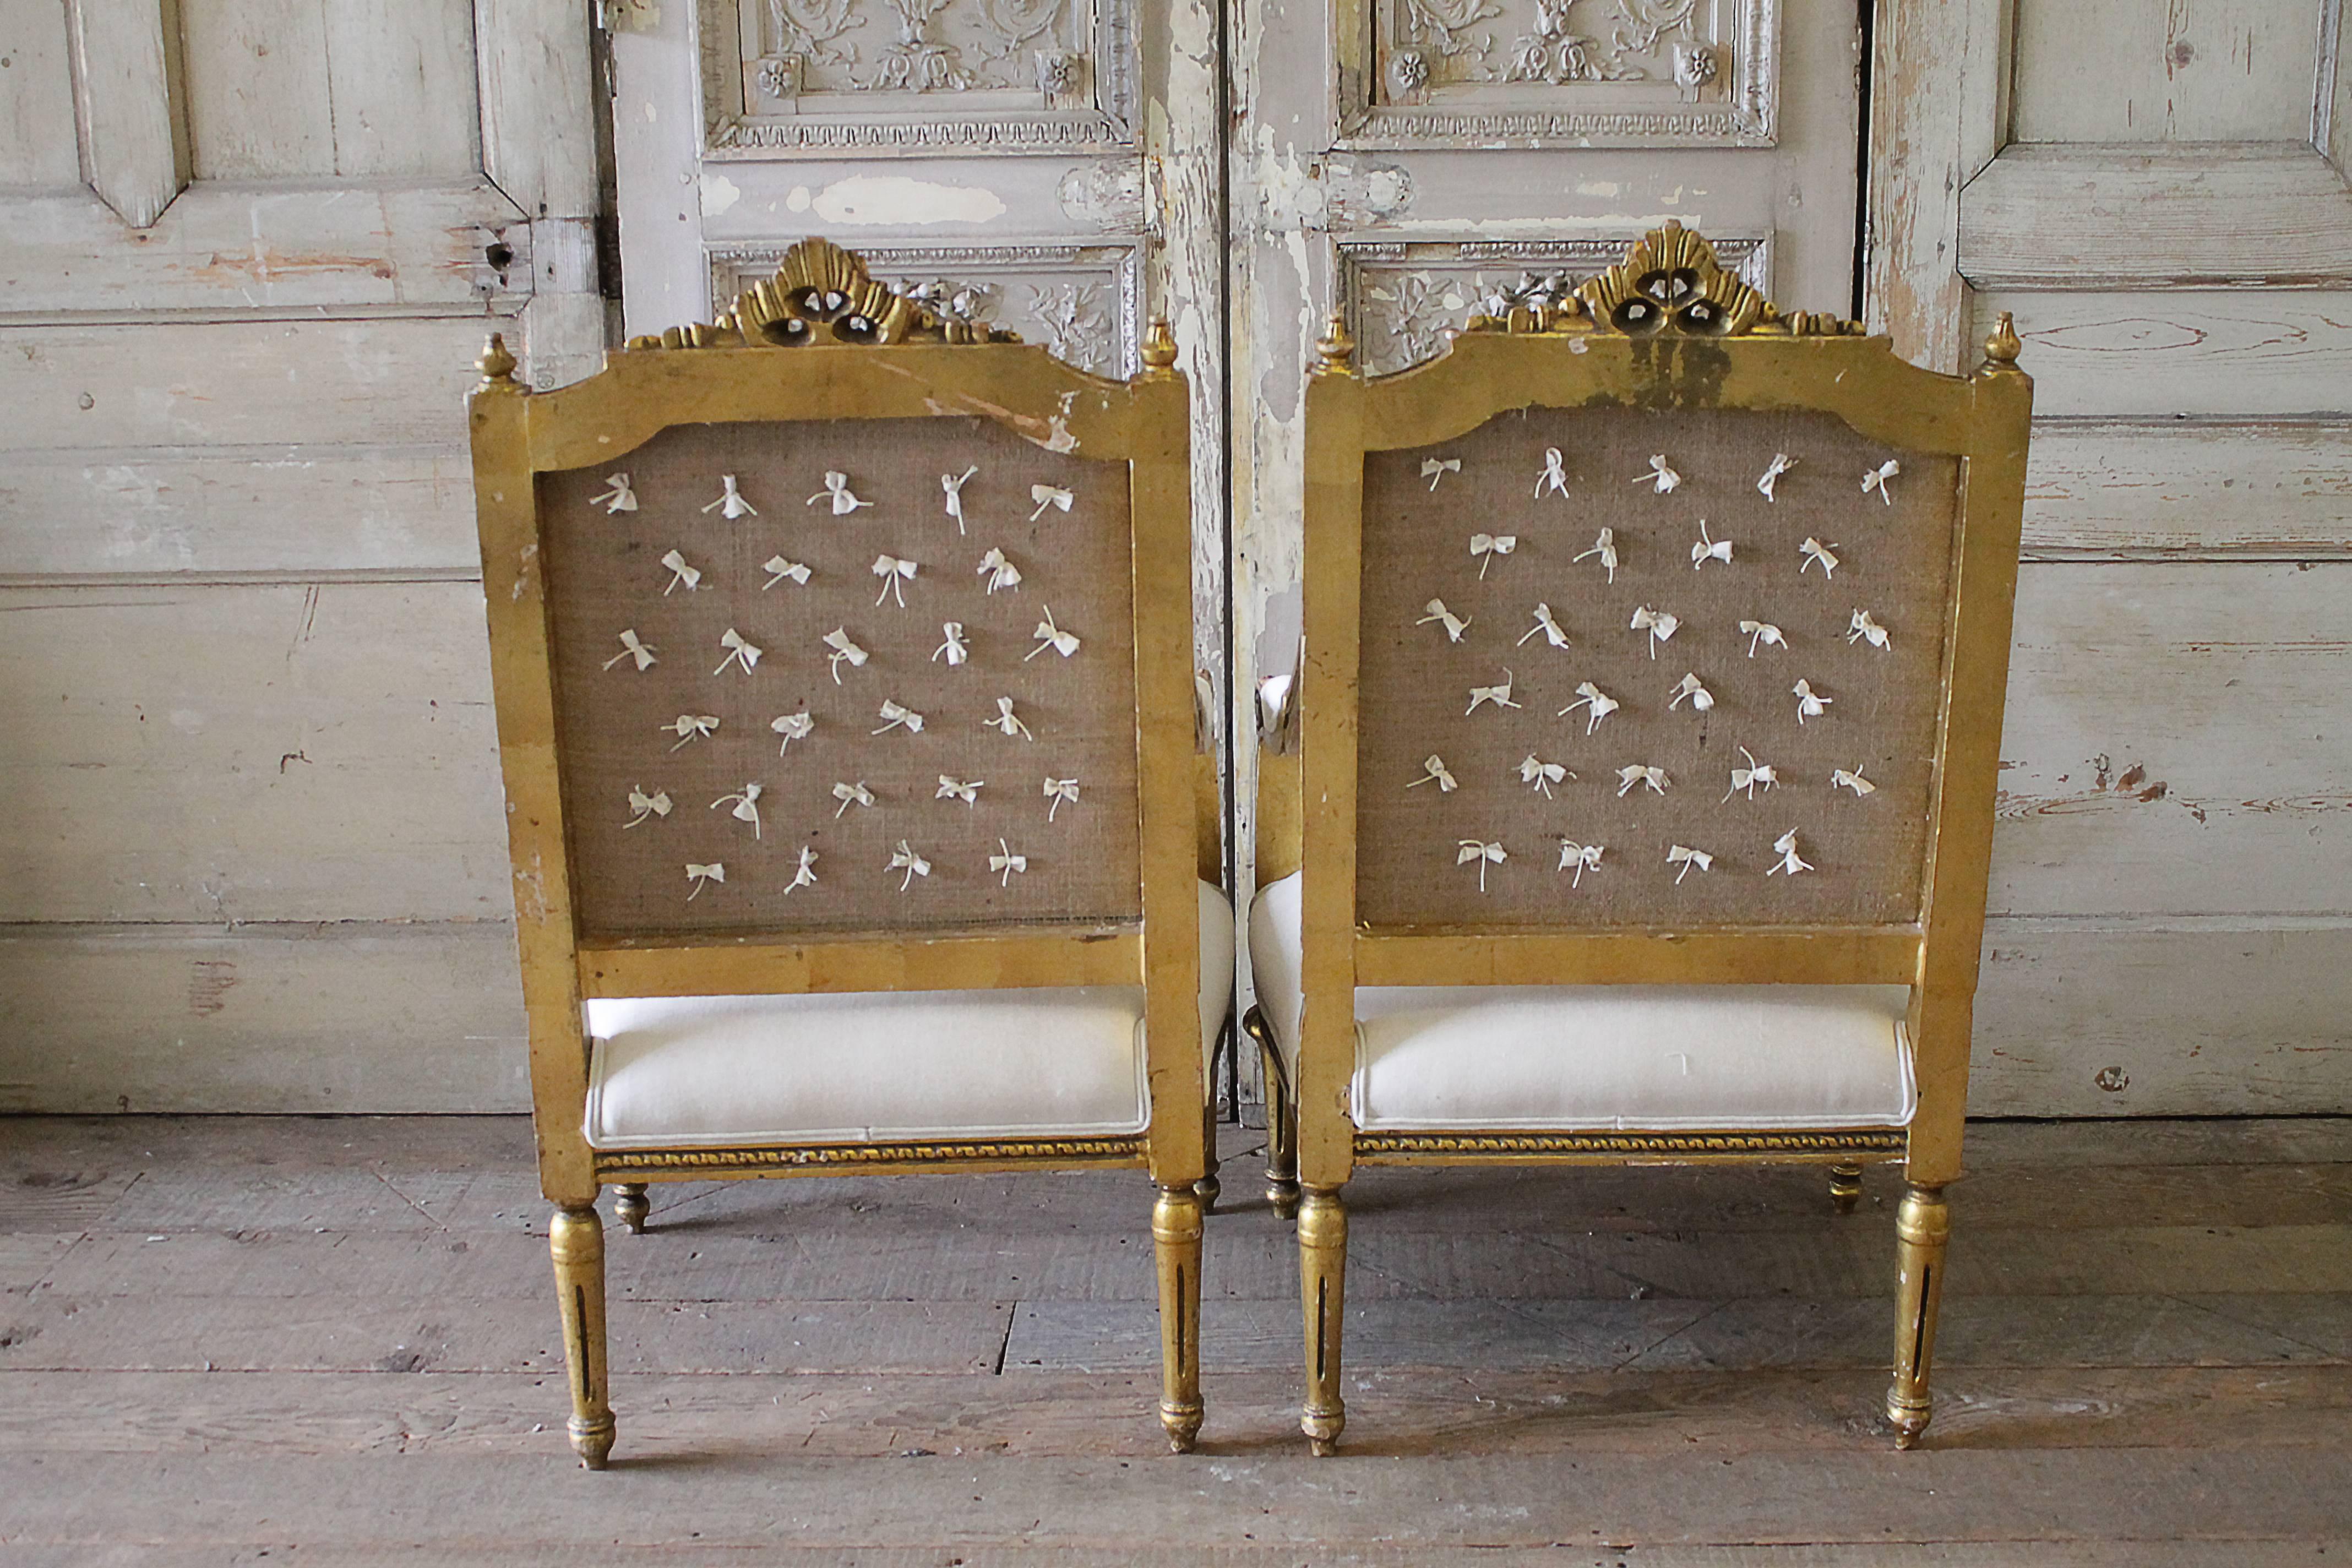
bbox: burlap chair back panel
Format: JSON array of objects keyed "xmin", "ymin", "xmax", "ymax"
[
  {"xmin": 1355, "ymin": 405, "xmax": 1958, "ymax": 929},
  {"xmin": 540, "ymin": 416, "xmax": 1139, "ymax": 938}
]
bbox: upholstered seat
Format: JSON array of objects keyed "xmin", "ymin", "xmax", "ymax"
[
  {"xmin": 589, "ymin": 882, "xmax": 1235, "ymax": 1148},
  {"xmin": 1248, "ymin": 873, "xmax": 1912, "ymax": 1133}
]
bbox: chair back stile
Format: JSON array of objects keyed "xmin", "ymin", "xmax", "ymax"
[{"xmin": 1292, "ymin": 224, "xmax": 2033, "ymax": 1194}]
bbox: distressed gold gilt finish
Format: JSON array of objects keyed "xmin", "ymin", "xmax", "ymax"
[
  {"xmin": 470, "ymin": 240, "xmax": 1211, "ymax": 1465},
  {"xmin": 1287, "ymin": 224, "xmax": 2033, "ymax": 1455},
  {"xmin": 622, "ymin": 236, "xmax": 1023, "ymax": 351}
]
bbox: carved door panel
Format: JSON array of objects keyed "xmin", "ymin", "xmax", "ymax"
[{"xmin": 1226, "ymin": 0, "xmax": 1866, "ymax": 962}]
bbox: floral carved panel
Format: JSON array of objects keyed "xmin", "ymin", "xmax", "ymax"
[
  {"xmin": 1350, "ymin": 0, "xmax": 1777, "ymax": 148},
  {"xmin": 702, "ymin": 0, "xmax": 1135, "ymax": 153},
  {"xmin": 707, "ymin": 242, "xmax": 1142, "ymax": 374},
  {"xmin": 1342, "ymin": 235, "xmax": 1770, "ymax": 373}
]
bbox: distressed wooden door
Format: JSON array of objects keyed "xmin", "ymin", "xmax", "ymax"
[
  {"xmin": 1876, "ymin": 0, "xmax": 2352, "ymax": 1114},
  {"xmin": 0, "ymin": 1, "xmax": 597, "ymax": 1109}
]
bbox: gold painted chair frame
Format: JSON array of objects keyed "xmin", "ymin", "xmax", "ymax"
[
  {"xmin": 1267, "ymin": 224, "xmax": 2033, "ymax": 1453},
  {"xmin": 470, "ymin": 241, "xmax": 1212, "ymax": 1465}
]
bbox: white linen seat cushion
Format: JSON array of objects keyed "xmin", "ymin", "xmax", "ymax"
[
  {"xmin": 585, "ymin": 880, "xmax": 1235, "ymax": 1150},
  {"xmin": 1247, "ymin": 872, "xmax": 1915, "ymax": 1133}
]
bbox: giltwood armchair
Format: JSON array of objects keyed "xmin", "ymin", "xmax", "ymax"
[
  {"xmin": 470, "ymin": 239, "xmax": 1232, "ymax": 1466},
  {"xmin": 1246, "ymin": 224, "xmax": 2032, "ymax": 1452}
]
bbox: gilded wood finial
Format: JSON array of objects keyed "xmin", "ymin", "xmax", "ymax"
[
  {"xmin": 1141, "ymin": 317, "xmax": 1178, "ymax": 376},
  {"xmin": 1982, "ymin": 310, "xmax": 2023, "ymax": 372},
  {"xmin": 477, "ymin": 332, "xmax": 520, "ymax": 386},
  {"xmin": 1314, "ymin": 311, "xmax": 1356, "ymax": 375}
]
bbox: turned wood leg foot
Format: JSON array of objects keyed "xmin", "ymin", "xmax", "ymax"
[
  {"xmin": 1153, "ymin": 1184, "xmax": 1206, "ymax": 1453},
  {"xmin": 1298, "ymin": 1185, "xmax": 1347, "ymax": 1455},
  {"xmin": 1886, "ymin": 1182, "xmax": 1950, "ymax": 1450},
  {"xmin": 1828, "ymin": 1164, "xmax": 1864, "ymax": 1215},
  {"xmin": 549, "ymin": 1204, "xmax": 616, "ymax": 1469},
  {"xmin": 613, "ymin": 1183, "xmax": 650, "ymax": 1234}
]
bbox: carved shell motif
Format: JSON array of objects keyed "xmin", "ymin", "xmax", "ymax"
[
  {"xmin": 1458, "ymin": 221, "xmax": 1867, "ymax": 342},
  {"xmin": 625, "ymin": 237, "xmax": 1022, "ymax": 351}
]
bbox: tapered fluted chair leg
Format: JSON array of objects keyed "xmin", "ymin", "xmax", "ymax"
[
  {"xmin": 1886, "ymin": 1182, "xmax": 1951, "ymax": 1449},
  {"xmin": 1153, "ymin": 1184, "xmax": 1206, "ymax": 1453},
  {"xmin": 1248, "ymin": 1010, "xmax": 1300, "ymax": 1219},
  {"xmin": 1297, "ymin": 1185, "xmax": 1347, "ymax": 1455},
  {"xmin": 549, "ymin": 1203, "xmax": 616, "ymax": 1468},
  {"xmin": 1828, "ymin": 1164, "xmax": 1864, "ymax": 1215},
  {"xmin": 613, "ymin": 1183, "xmax": 650, "ymax": 1234}
]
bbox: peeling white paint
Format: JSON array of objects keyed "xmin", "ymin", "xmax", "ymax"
[
  {"xmin": 699, "ymin": 172, "xmax": 742, "ymax": 216},
  {"xmin": 1575, "ymin": 179, "xmax": 1623, "ymax": 197},
  {"xmin": 786, "ymin": 185, "xmax": 812, "ymax": 213},
  {"xmin": 810, "ymin": 175, "xmax": 1006, "ymax": 226}
]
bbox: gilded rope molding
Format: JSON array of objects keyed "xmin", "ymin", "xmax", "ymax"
[
  {"xmin": 595, "ymin": 1134, "xmax": 1150, "ymax": 1179},
  {"xmin": 1354, "ymin": 1128, "xmax": 1909, "ymax": 1162}
]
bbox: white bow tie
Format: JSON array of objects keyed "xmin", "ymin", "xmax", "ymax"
[
  {"xmin": 1725, "ymin": 747, "xmax": 1778, "ymax": 802},
  {"xmin": 1517, "ymin": 603, "xmax": 1569, "ymax": 650},
  {"xmin": 990, "ymin": 839, "xmax": 1028, "ymax": 885},
  {"xmin": 604, "ymin": 629, "xmax": 657, "ymax": 671},
  {"xmin": 624, "ymin": 787, "xmax": 671, "ymax": 827},
  {"xmin": 592, "ymin": 473, "xmax": 638, "ymax": 514},
  {"xmin": 1418, "ymin": 598, "xmax": 1471, "ymax": 642},
  {"xmin": 1465, "ymin": 670, "xmax": 1520, "ymax": 714},
  {"xmin": 1616, "ymin": 764, "xmax": 1669, "ymax": 798},
  {"xmin": 1556, "ymin": 840, "xmax": 1603, "ymax": 887},
  {"xmin": 1768, "ymin": 828, "xmax": 1815, "ymax": 876},
  {"xmin": 1668, "ymin": 672, "xmax": 1713, "ymax": 712},
  {"xmin": 1848, "ymin": 609, "xmax": 1891, "ymax": 650},
  {"xmin": 1535, "ymin": 447, "xmax": 1569, "ymax": 497},
  {"xmin": 1667, "ymin": 843, "xmax": 1714, "ymax": 883},
  {"xmin": 1832, "ymin": 766, "xmax": 1877, "ymax": 796},
  {"xmin": 872, "ymin": 554, "xmax": 919, "ymax": 606},
  {"xmin": 665, "ymin": 714, "xmax": 719, "ymax": 751},
  {"xmin": 810, "ymin": 471, "xmax": 872, "ymax": 514},
  {"xmin": 1862, "ymin": 458, "xmax": 1901, "ymax": 503},
  {"xmin": 1574, "ymin": 528, "xmax": 1618, "ymax": 582},
  {"xmin": 1630, "ymin": 606, "xmax": 1680, "ymax": 656},
  {"xmin": 935, "ymin": 621, "xmax": 969, "ymax": 666},
  {"xmin": 832, "ymin": 781, "xmax": 875, "ymax": 817},
  {"xmin": 987, "ymin": 696, "xmax": 1035, "ymax": 741},
  {"xmin": 1691, "ymin": 521, "xmax": 1732, "ymax": 569},
  {"xmin": 941, "ymin": 466, "xmax": 977, "ymax": 533},
  {"xmin": 660, "ymin": 548, "xmax": 702, "ymax": 594},
  {"xmin": 1518, "ymin": 755, "xmax": 1569, "ymax": 797},
  {"xmin": 1469, "ymin": 533, "xmax": 1517, "ymax": 578},
  {"xmin": 1408, "ymin": 754, "xmax": 1457, "ymax": 793},
  {"xmin": 873, "ymin": 699, "xmax": 925, "ymax": 735},
  {"xmin": 823, "ymin": 627, "xmax": 869, "ymax": 682},
  {"xmin": 978, "ymin": 547, "xmax": 1023, "ymax": 594},
  {"xmin": 1043, "ymin": 777, "xmax": 1081, "ymax": 820},
  {"xmin": 784, "ymin": 846, "xmax": 818, "ymax": 894},
  {"xmin": 714, "ymin": 627, "xmax": 762, "ymax": 675},
  {"xmin": 888, "ymin": 841, "xmax": 932, "ymax": 890},
  {"xmin": 703, "ymin": 476, "xmax": 756, "ymax": 518},
  {"xmin": 1756, "ymin": 453, "xmax": 1796, "ymax": 502},
  {"xmin": 1420, "ymin": 456, "xmax": 1461, "ymax": 491},
  {"xmin": 936, "ymin": 775, "xmax": 983, "ymax": 805},
  {"xmin": 684, "ymin": 862, "xmax": 725, "ymax": 898},
  {"xmin": 1029, "ymin": 483, "xmax": 1075, "ymax": 521},
  {"xmin": 1633, "ymin": 454, "xmax": 1681, "ymax": 493},
  {"xmin": 763, "ymin": 555, "xmax": 812, "ymax": 590},
  {"xmin": 1739, "ymin": 618, "xmax": 1785, "ymax": 656},
  {"xmin": 710, "ymin": 783, "xmax": 763, "ymax": 838},
  {"xmin": 1793, "ymin": 679, "xmax": 1832, "ymax": 722},
  {"xmin": 1799, "ymin": 537, "xmax": 1841, "ymax": 578},
  {"xmin": 1456, "ymin": 839, "xmax": 1506, "ymax": 891},
  {"xmin": 1027, "ymin": 607, "xmax": 1081, "ymax": 661},
  {"xmin": 1558, "ymin": 682, "xmax": 1619, "ymax": 734},
  {"xmin": 770, "ymin": 711, "xmax": 814, "ymax": 753}
]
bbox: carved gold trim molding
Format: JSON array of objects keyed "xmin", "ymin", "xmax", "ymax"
[
  {"xmin": 1354, "ymin": 1127, "xmax": 1909, "ymax": 1163},
  {"xmin": 624, "ymin": 237, "xmax": 1025, "ymax": 352},
  {"xmin": 594, "ymin": 1133, "xmax": 1148, "ymax": 1179},
  {"xmin": 1463, "ymin": 221, "xmax": 1864, "ymax": 340}
]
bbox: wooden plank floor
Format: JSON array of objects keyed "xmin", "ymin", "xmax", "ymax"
[{"xmin": 1, "ymin": 1116, "xmax": 2348, "ymax": 1564}]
